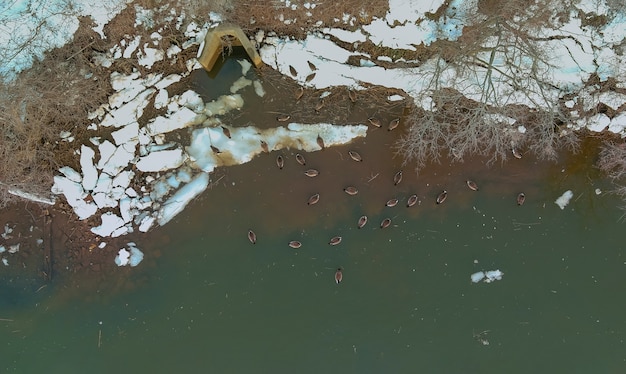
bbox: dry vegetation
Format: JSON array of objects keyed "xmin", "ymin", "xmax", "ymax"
[{"xmin": 395, "ymin": 0, "xmax": 582, "ymax": 172}]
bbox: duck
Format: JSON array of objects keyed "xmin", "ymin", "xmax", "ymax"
[
  {"xmin": 317, "ymin": 134, "xmax": 325, "ymax": 150},
  {"xmin": 344, "ymin": 186, "xmax": 358, "ymax": 196},
  {"xmin": 221, "ymin": 126, "xmax": 231, "ymax": 139},
  {"xmin": 304, "ymin": 169, "xmax": 319, "ymax": 177},
  {"xmin": 329, "ymin": 236, "xmax": 342, "ymax": 246},
  {"xmin": 407, "ymin": 194, "xmax": 418, "ymax": 207},
  {"xmin": 380, "ymin": 218, "xmax": 392, "ymax": 229},
  {"xmin": 517, "ymin": 192, "xmax": 526, "ymax": 206},
  {"xmin": 305, "ymin": 72, "xmax": 316, "ymax": 82},
  {"xmin": 466, "ymin": 180, "xmax": 479, "ymax": 191},
  {"xmin": 260, "ymin": 140, "xmax": 269, "ymax": 153},
  {"xmin": 367, "ymin": 117, "xmax": 381, "ymax": 128},
  {"xmin": 289, "ymin": 65, "xmax": 297, "ymax": 77},
  {"xmin": 348, "ymin": 150, "xmax": 362, "ymax": 162},
  {"xmin": 315, "ymin": 98, "xmax": 325, "ymax": 112},
  {"xmin": 357, "ymin": 215, "xmax": 368, "ymax": 229},
  {"xmin": 388, "ymin": 118, "xmax": 400, "ymax": 131},
  {"xmin": 307, "ymin": 60, "xmax": 317, "ymax": 71},
  {"xmin": 248, "ymin": 230, "xmax": 257, "ymax": 244},
  {"xmin": 393, "ymin": 170, "xmax": 403, "ymax": 186},
  {"xmin": 276, "ymin": 155, "xmax": 284, "ymax": 169},
  {"xmin": 296, "ymin": 153, "xmax": 306, "ymax": 166},
  {"xmin": 211, "ymin": 145, "xmax": 221, "ymax": 154},
  {"xmin": 276, "ymin": 114, "xmax": 291, "ymax": 122},
  {"xmin": 307, "ymin": 193, "xmax": 320, "ymax": 205},
  {"xmin": 335, "ymin": 268, "xmax": 343, "ymax": 284},
  {"xmin": 512, "ymin": 148, "xmax": 523, "ymax": 159},
  {"xmin": 436, "ymin": 190, "xmax": 448, "ymax": 204},
  {"xmin": 348, "ymin": 89, "xmax": 357, "ymax": 103},
  {"xmin": 294, "ymin": 86, "xmax": 304, "ymax": 101},
  {"xmin": 288, "ymin": 241, "xmax": 302, "ymax": 249},
  {"xmin": 386, "ymin": 198, "xmax": 399, "ymax": 207}
]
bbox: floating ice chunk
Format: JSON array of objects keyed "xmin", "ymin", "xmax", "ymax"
[
  {"xmin": 238, "ymin": 59, "xmax": 252, "ymax": 75},
  {"xmin": 471, "ymin": 271, "xmax": 485, "ymax": 283},
  {"xmin": 2, "ymin": 258, "xmax": 7, "ymax": 266},
  {"xmin": 157, "ymin": 172, "xmax": 210, "ymax": 226},
  {"xmin": 178, "ymin": 90, "xmax": 205, "ymax": 112},
  {"xmin": 388, "ymin": 94, "xmax": 404, "ymax": 101},
  {"xmin": 115, "ymin": 248, "xmax": 130, "ymax": 266},
  {"xmin": 154, "ymin": 74, "xmax": 182, "ymax": 89},
  {"xmin": 123, "ymin": 36, "xmax": 141, "ymax": 58},
  {"xmin": 204, "ymin": 94, "xmax": 244, "ymax": 116},
  {"xmin": 119, "ymin": 198, "xmax": 133, "ymax": 223},
  {"xmin": 97, "ymin": 141, "xmax": 117, "ymax": 170},
  {"xmin": 555, "ymin": 190, "xmax": 574, "ymax": 210},
  {"xmin": 146, "ymin": 107, "xmax": 203, "ymax": 135},
  {"xmin": 36, "ymin": 239, "xmax": 43, "ymax": 246},
  {"xmin": 484, "ymin": 270, "xmax": 504, "ymax": 283},
  {"xmin": 111, "ymin": 121, "xmax": 140, "ymax": 145},
  {"xmin": 128, "ymin": 244, "xmax": 144, "ymax": 267},
  {"xmin": 101, "ymin": 141, "xmax": 137, "ymax": 176},
  {"xmin": 110, "ymin": 71, "xmax": 141, "ymax": 91},
  {"xmin": 91, "ymin": 212, "xmax": 126, "ymax": 237},
  {"xmin": 253, "ymin": 80, "xmax": 266, "ymax": 97},
  {"xmin": 138, "ymin": 214, "xmax": 156, "ymax": 232},
  {"xmin": 100, "ymin": 88, "xmax": 155, "ymax": 128},
  {"xmin": 230, "ymin": 77, "xmax": 252, "ymax": 93},
  {"xmin": 137, "ymin": 45, "xmax": 165, "ymax": 68},
  {"xmin": 167, "ymin": 44, "xmax": 182, "ymax": 59},
  {"xmin": 136, "ymin": 149, "xmax": 186, "ymax": 172},
  {"xmin": 112, "ymin": 171, "xmax": 134, "ymax": 189},
  {"xmin": 59, "ymin": 166, "xmax": 82, "ymax": 183},
  {"xmin": 8, "ymin": 244, "xmax": 20, "ymax": 253},
  {"xmin": 51, "ymin": 176, "xmax": 97, "ymax": 220},
  {"xmin": 92, "ymin": 191, "xmax": 118, "ymax": 209},
  {"xmin": 111, "ymin": 225, "xmax": 130, "ymax": 237},
  {"xmin": 587, "ymin": 113, "xmax": 610, "ymax": 132},
  {"xmin": 154, "ymin": 88, "xmax": 169, "ymax": 109},
  {"xmin": 0, "ymin": 245, "xmax": 5, "ymax": 253},
  {"xmin": 1, "ymin": 224, "xmax": 13, "ymax": 239},
  {"xmin": 80, "ymin": 146, "xmax": 98, "ymax": 191}
]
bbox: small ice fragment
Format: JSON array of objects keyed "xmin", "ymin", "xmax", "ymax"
[
  {"xmin": 98, "ymin": 242, "xmax": 107, "ymax": 249},
  {"xmin": 595, "ymin": 188, "xmax": 601, "ymax": 195},
  {"xmin": 471, "ymin": 271, "xmax": 485, "ymax": 283},
  {"xmin": 8, "ymin": 244, "xmax": 20, "ymax": 253},
  {"xmin": 36, "ymin": 238, "xmax": 43, "ymax": 246},
  {"xmin": 129, "ymin": 245, "xmax": 144, "ymax": 267},
  {"xmin": 115, "ymin": 248, "xmax": 130, "ymax": 266},
  {"xmin": 484, "ymin": 270, "xmax": 504, "ymax": 283},
  {"xmin": 0, "ymin": 245, "xmax": 5, "ymax": 253},
  {"xmin": 555, "ymin": 190, "xmax": 573, "ymax": 210},
  {"xmin": 2, "ymin": 258, "xmax": 8, "ymax": 266}
]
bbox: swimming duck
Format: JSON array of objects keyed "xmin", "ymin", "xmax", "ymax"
[
  {"xmin": 307, "ymin": 60, "xmax": 317, "ymax": 71},
  {"xmin": 380, "ymin": 218, "xmax": 392, "ymax": 229},
  {"xmin": 211, "ymin": 145, "xmax": 221, "ymax": 154},
  {"xmin": 276, "ymin": 155, "xmax": 284, "ymax": 169},
  {"xmin": 436, "ymin": 190, "xmax": 448, "ymax": 204},
  {"xmin": 517, "ymin": 192, "xmax": 526, "ymax": 206},
  {"xmin": 221, "ymin": 126, "xmax": 231, "ymax": 139},
  {"xmin": 386, "ymin": 198, "xmax": 399, "ymax": 207},
  {"xmin": 335, "ymin": 268, "xmax": 343, "ymax": 284},
  {"xmin": 317, "ymin": 134, "xmax": 325, "ymax": 149},
  {"xmin": 296, "ymin": 153, "xmax": 306, "ymax": 166},
  {"xmin": 248, "ymin": 230, "xmax": 257, "ymax": 244},
  {"xmin": 466, "ymin": 180, "xmax": 478, "ymax": 191},
  {"xmin": 512, "ymin": 148, "xmax": 523, "ymax": 159},
  {"xmin": 315, "ymin": 98, "xmax": 325, "ymax": 112},
  {"xmin": 308, "ymin": 193, "xmax": 320, "ymax": 205},
  {"xmin": 388, "ymin": 118, "xmax": 400, "ymax": 131},
  {"xmin": 289, "ymin": 65, "xmax": 297, "ymax": 77},
  {"xmin": 348, "ymin": 89, "xmax": 357, "ymax": 103},
  {"xmin": 344, "ymin": 186, "xmax": 358, "ymax": 196},
  {"xmin": 276, "ymin": 114, "xmax": 291, "ymax": 122},
  {"xmin": 294, "ymin": 86, "xmax": 304, "ymax": 101},
  {"xmin": 329, "ymin": 236, "xmax": 342, "ymax": 246},
  {"xmin": 304, "ymin": 169, "xmax": 319, "ymax": 177},
  {"xmin": 260, "ymin": 140, "xmax": 269, "ymax": 153},
  {"xmin": 367, "ymin": 117, "xmax": 381, "ymax": 128},
  {"xmin": 406, "ymin": 194, "xmax": 418, "ymax": 207},
  {"xmin": 288, "ymin": 241, "xmax": 302, "ymax": 249},
  {"xmin": 348, "ymin": 150, "xmax": 362, "ymax": 162},
  {"xmin": 305, "ymin": 72, "xmax": 316, "ymax": 82},
  {"xmin": 357, "ymin": 215, "xmax": 368, "ymax": 229},
  {"xmin": 393, "ymin": 170, "xmax": 403, "ymax": 186}
]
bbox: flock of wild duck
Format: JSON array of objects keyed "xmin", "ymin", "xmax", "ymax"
[{"xmin": 243, "ymin": 88, "xmax": 526, "ymax": 284}]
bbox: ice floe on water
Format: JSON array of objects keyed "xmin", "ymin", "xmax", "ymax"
[
  {"xmin": 555, "ymin": 190, "xmax": 574, "ymax": 210},
  {"xmin": 471, "ymin": 270, "xmax": 504, "ymax": 284},
  {"xmin": 114, "ymin": 242, "xmax": 144, "ymax": 267}
]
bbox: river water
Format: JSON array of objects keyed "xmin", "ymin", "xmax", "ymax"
[{"xmin": 2, "ymin": 56, "xmax": 626, "ymax": 373}]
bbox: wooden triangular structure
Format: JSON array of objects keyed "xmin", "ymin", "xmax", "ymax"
[{"xmin": 197, "ymin": 24, "xmax": 263, "ymax": 72}]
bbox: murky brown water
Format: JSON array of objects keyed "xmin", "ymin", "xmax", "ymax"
[{"xmin": 3, "ymin": 56, "xmax": 625, "ymax": 373}]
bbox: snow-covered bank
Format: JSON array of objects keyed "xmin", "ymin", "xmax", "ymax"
[{"xmin": 4, "ymin": 0, "xmax": 626, "ymax": 241}]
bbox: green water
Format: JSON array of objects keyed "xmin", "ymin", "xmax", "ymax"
[{"xmin": 3, "ymin": 58, "xmax": 626, "ymax": 373}]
